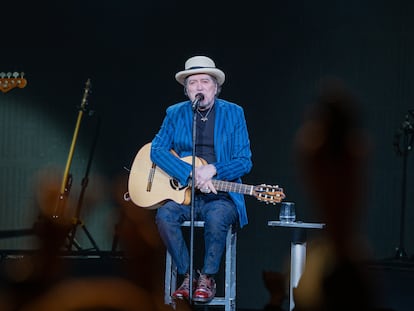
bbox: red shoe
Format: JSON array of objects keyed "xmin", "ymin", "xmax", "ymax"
[
  {"xmin": 193, "ymin": 273, "xmax": 216, "ymax": 303},
  {"xmin": 172, "ymin": 273, "xmax": 195, "ymax": 300}
]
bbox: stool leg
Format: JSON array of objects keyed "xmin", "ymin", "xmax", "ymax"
[
  {"xmin": 230, "ymin": 230, "xmax": 237, "ymax": 311},
  {"xmin": 224, "ymin": 227, "xmax": 237, "ymax": 311},
  {"xmin": 165, "ymin": 250, "xmax": 177, "ymax": 308},
  {"xmin": 289, "ymin": 242, "xmax": 307, "ymax": 311}
]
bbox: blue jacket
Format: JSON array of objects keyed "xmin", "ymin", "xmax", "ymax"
[{"xmin": 151, "ymin": 98, "xmax": 253, "ymax": 227}]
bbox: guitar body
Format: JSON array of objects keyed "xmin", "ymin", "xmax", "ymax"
[{"xmin": 128, "ymin": 143, "xmax": 204, "ymax": 209}]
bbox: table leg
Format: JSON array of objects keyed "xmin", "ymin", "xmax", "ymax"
[{"xmin": 289, "ymin": 242, "xmax": 307, "ymax": 311}]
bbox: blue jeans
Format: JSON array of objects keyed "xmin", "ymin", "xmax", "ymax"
[{"xmin": 155, "ymin": 193, "xmax": 238, "ymax": 275}]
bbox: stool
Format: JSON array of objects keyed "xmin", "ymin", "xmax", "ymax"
[{"xmin": 164, "ymin": 221, "xmax": 237, "ymax": 311}]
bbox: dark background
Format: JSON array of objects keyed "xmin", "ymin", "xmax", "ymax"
[{"xmin": 1, "ymin": 0, "xmax": 414, "ymax": 309}]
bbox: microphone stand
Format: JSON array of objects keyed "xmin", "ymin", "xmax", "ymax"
[
  {"xmin": 189, "ymin": 98, "xmax": 198, "ymax": 303},
  {"xmin": 393, "ymin": 111, "xmax": 414, "ymax": 260}
]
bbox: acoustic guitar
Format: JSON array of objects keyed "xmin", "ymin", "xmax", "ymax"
[{"xmin": 127, "ymin": 143, "xmax": 285, "ymax": 209}]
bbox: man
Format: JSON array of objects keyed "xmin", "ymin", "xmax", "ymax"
[{"xmin": 150, "ymin": 55, "xmax": 253, "ymax": 303}]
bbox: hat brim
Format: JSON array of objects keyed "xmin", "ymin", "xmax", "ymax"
[{"xmin": 175, "ymin": 68, "xmax": 225, "ymax": 86}]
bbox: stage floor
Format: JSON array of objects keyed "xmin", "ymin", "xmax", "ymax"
[{"xmin": 0, "ymin": 250, "xmax": 413, "ymax": 311}]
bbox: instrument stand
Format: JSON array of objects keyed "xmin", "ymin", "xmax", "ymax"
[
  {"xmin": 111, "ymin": 214, "xmax": 123, "ymax": 253},
  {"xmin": 393, "ymin": 110, "xmax": 414, "ymax": 260},
  {"xmin": 66, "ymin": 113, "xmax": 101, "ymax": 253}
]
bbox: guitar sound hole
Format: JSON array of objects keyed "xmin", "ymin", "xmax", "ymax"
[{"xmin": 170, "ymin": 179, "xmax": 186, "ymax": 191}]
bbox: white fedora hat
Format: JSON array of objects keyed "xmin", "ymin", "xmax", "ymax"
[{"xmin": 175, "ymin": 56, "xmax": 225, "ymax": 86}]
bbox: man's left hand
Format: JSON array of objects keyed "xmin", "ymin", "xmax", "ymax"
[{"xmin": 195, "ymin": 164, "xmax": 217, "ymax": 194}]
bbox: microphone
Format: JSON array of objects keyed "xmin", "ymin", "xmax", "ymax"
[{"xmin": 192, "ymin": 93, "xmax": 204, "ymax": 110}]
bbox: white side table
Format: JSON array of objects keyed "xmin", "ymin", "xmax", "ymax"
[{"xmin": 267, "ymin": 221, "xmax": 326, "ymax": 311}]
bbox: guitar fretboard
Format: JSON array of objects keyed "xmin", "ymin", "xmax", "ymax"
[{"xmin": 212, "ymin": 180, "xmax": 254, "ymax": 196}]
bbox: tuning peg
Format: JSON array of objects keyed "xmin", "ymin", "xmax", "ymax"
[
  {"xmin": 0, "ymin": 72, "xmax": 5, "ymax": 78},
  {"xmin": 6, "ymin": 72, "xmax": 12, "ymax": 78},
  {"xmin": 12, "ymin": 72, "xmax": 19, "ymax": 78},
  {"xmin": 21, "ymin": 72, "xmax": 25, "ymax": 78}
]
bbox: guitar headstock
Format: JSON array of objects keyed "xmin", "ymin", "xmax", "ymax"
[
  {"xmin": 0, "ymin": 72, "xmax": 27, "ymax": 93},
  {"xmin": 80, "ymin": 78, "xmax": 91, "ymax": 110},
  {"xmin": 253, "ymin": 184, "xmax": 286, "ymax": 204}
]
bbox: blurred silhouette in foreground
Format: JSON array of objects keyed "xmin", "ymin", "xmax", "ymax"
[
  {"xmin": 262, "ymin": 270, "xmax": 288, "ymax": 311},
  {"xmin": 292, "ymin": 77, "xmax": 389, "ymax": 311},
  {"xmin": 0, "ymin": 170, "xmax": 191, "ymax": 311}
]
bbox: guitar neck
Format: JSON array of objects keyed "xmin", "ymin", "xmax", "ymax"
[{"xmin": 211, "ymin": 180, "xmax": 254, "ymax": 196}]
